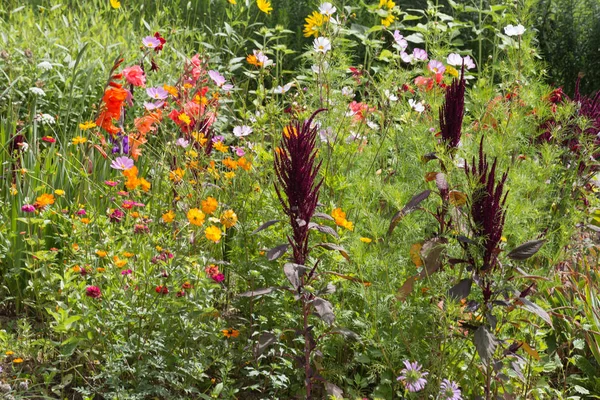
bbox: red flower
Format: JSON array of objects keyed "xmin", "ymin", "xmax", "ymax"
[
  {"xmin": 155, "ymin": 285, "xmax": 169, "ymax": 295},
  {"xmin": 153, "ymin": 32, "xmax": 166, "ymax": 53},
  {"xmin": 86, "ymin": 286, "xmax": 101, "ymax": 298},
  {"xmin": 42, "ymin": 136, "xmax": 56, "ymax": 143}
]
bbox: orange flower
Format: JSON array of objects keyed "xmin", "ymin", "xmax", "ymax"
[
  {"xmin": 213, "ymin": 141, "xmax": 228, "ymax": 153},
  {"xmin": 187, "ymin": 208, "xmax": 205, "ymax": 226},
  {"xmin": 34, "ymin": 193, "xmax": 55, "ymax": 209},
  {"xmin": 162, "ymin": 210, "xmax": 175, "ymax": 223},
  {"xmin": 201, "ymin": 197, "xmax": 218, "ymax": 214},
  {"xmin": 237, "ymin": 157, "xmax": 252, "ymax": 171},
  {"xmin": 246, "ymin": 54, "xmax": 262, "ymax": 67},
  {"xmin": 169, "ymin": 168, "xmax": 185, "ymax": 183},
  {"xmin": 205, "ymin": 225, "xmax": 222, "ymax": 242},
  {"xmin": 220, "ymin": 210, "xmax": 238, "ymax": 228},
  {"xmin": 95, "ymin": 86, "xmax": 128, "ymax": 134},
  {"xmin": 222, "ymin": 328, "xmax": 240, "ymax": 338},
  {"xmin": 222, "ymin": 157, "xmax": 238, "ymax": 170},
  {"xmin": 331, "ymin": 207, "xmax": 354, "ymax": 231}
]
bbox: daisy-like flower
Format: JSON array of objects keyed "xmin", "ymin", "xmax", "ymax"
[
  {"xmin": 447, "ymin": 53, "xmax": 476, "ymax": 70},
  {"xmin": 504, "ymin": 24, "xmax": 526, "ymax": 36},
  {"xmin": 400, "ymin": 52, "xmax": 414, "ymax": 63},
  {"xmin": 176, "ymin": 138, "xmax": 190, "ymax": 148},
  {"xmin": 222, "ymin": 328, "xmax": 240, "ymax": 338},
  {"xmin": 257, "ymin": 0, "xmax": 272, "ymax": 14},
  {"xmin": 233, "ymin": 125, "xmax": 253, "ymax": 137},
  {"xmin": 314, "ymin": 37, "xmax": 331, "ymax": 54},
  {"xmin": 110, "ymin": 156, "xmax": 134, "ymax": 170},
  {"xmin": 144, "ymin": 101, "xmax": 164, "ymax": 111},
  {"xmin": 439, "ymin": 379, "xmax": 462, "ymax": 400},
  {"xmin": 397, "ymin": 360, "xmax": 428, "ymax": 392},
  {"xmin": 146, "ymin": 86, "xmax": 168, "ymax": 100},
  {"xmin": 142, "ymin": 36, "xmax": 162, "ymax": 48},
  {"xmin": 428, "ymin": 59, "xmax": 446, "ymax": 74},
  {"xmin": 319, "ymin": 2, "xmax": 336, "ymax": 16},
  {"xmin": 311, "ymin": 61, "xmax": 329, "ymax": 74},
  {"xmin": 408, "ymin": 99, "xmax": 425, "ymax": 113},
  {"xmin": 273, "ymin": 82, "xmax": 293, "ymax": 94},
  {"xmin": 413, "ymin": 48, "xmax": 428, "ymax": 61},
  {"xmin": 208, "ymin": 70, "xmax": 226, "ymax": 86},
  {"xmin": 393, "ymin": 30, "xmax": 408, "ymax": 51}
]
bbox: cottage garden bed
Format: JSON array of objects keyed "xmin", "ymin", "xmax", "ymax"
[{"xmin": 1, "ymin": 0, "xmax": 600, "ymax": 399}]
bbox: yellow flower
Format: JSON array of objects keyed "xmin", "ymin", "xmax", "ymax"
[
  {"xmin": 220, "ymin": 210, "xmax": 238, "ymax": 228},
  {"xmin": 224, "ymin": 171, "xmax": 236, "ymax": 180},
  {"xmin": 10, "ymin": 184, "xmax": 17, "ymax": 196},
  {"xmin": 5, "ymin": 351, "xmax": 14, "ymax": 356},
  {"xmin": 97, "ymin": 267, "xmax": 106, "ymax": 273},
  {"xmin": 72, "ymin": 136, "xmax": 87, "ymax": 145},
  {"xmin": 213, "ymin": 141, "xmax": 229, "ymax": 153},
  {"xmin": 162, "ymin": 210, "xmax": 176, "ymax": 223},
  {"xmin": 237, "ymin": 157, "xmax": 252, "ymax": 171},
  {"xmin": 360, "ymin": 237, "xmax": 372, "ymax": 243},
  {"xmin": 110, "ymin": 0, "xmax": 120, "ymax": 8},
  {"xmin": 223, "ymin": 157, "xmax": 238, "ymax": 170},
  {"xmin": 169, "ymin": 168, "xmax": 185, "ymax": 183},
  {"xmin": 178, "ymin": 113, "xmax": 191, "ymax": 125},
  {"xmin": 304, "ymin": 11, "xmax": 329, "ymax": 38},
  {"xmin": 446, "ymin": 65, "xmax": 459, "ymax": 78},
  {"xmin": 13, "ymin": 357, "xmax": 23, "ymax": 363},
  {"xmin": 163, "ymin": 85, "xmax": 178, "ymax": 97},
  {"xmin": 379, "ymin": 0, "xmax": 395, "ymax": 8},
  {"xmin": 192, "ymin": 131, "xmax": 208, "ymax": 147},
  {"xmin": 205, "ymin": 225, "xmax": 223, "ymax": 243},
  {"xmin": 228, "ymin": 0, "xmax": 237, "ymax": 4},
  {"xmin": 139, "ymin": 177, "xmax": 151, "ymax": 192},
  {"xmin": 79, "ymin": 121, "xmax": 96, "ymax": 130},
  {"xmin": 222, "ymin": 328, "xmax": 240, "ymax": 338},
  {"xmin": 257, "ymin": 0, "xmax": 272, "ymax": 14},
  {"xmin": 115, "ymin": 258, "xmax": 127, "ymax": 268},
  {"xmin": 96, "ymin": 250, "xmax": 107, "ymax": 258},
  {"xmin": 123, "ymin": 252, "xmax": 135, "ymax": 258},
  {"xmin": 54, "ymin": 189, "xmax": 65, "ymax": 196},
  {"xmin": 381, "ymin": 13, "xmax": 395, "ymax": 27},
  {"xmin": 187, "ymin": 208, "xmax": 206, "ymax": 226},
  {"xmin": 201, "ymin": 197, "xmax": 219, "ymax": 214}
]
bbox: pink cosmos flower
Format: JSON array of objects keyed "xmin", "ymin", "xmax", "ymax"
[
  {"xmin": 412, "ymin": 48, "xmax": 428, "ymax": 61},
  {"xmin": 393, "ymin": 30, "xmax": 408, "ymax": 51},
  {"xmin": 208, "ymin": 70, "xmax": 226, "ymax": 86},
  {"xmin": 428, "ymin": 60, "xmax": 446, "ymax": 74},
  {"xmin": 146, "ymin": 86, "xmax": 168, "ymax": 100},
  {"xmin": 176, "ymin": 138, "xmax": 190, "ymax": 148},
  {"xmin": 142, "ymin": 36, "xmax": 162, "ymax": 49},
  {"xmin": 110, "ymin": 156, "xmax": 134, "ymax": 170},
  {"xmin": 233, "ymin": 146, "xmax": 245, "ymax": 156},
  {"xmin": 122, "ymin": 65, "xmax": 146, "ymax": 87},
  {"xmin": 105, "ymin": 180, "xmax": 119, "ymax": 187},
  {"xmin": 143, "ymin": 101, "xmax": 164, "ymax": 111},
  {"xmin": 21, "ymin": 204, "xmax": 35, "ymax": 213}
]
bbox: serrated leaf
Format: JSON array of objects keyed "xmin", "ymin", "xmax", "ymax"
[
  {"xmin": 388, "ymin": 190, "xmax": 431, "ymax": 235},
  {"xmin": 266, "ymin": 243, "xmax": 289, "ymax": 261},
  {"xmin": 313, "ymin": 297, "xmax": 335, "ymax": 325},
  {"xmin": 252, "ymin": 219, "xmax": 281, "ymax": 234},
  {"xmin": 474, "ymin": 326, "xmax": 497, "ymax": 365},
  {"xmin": 507, "ymin": 239, "xmax": 546, "ymax": 260}
]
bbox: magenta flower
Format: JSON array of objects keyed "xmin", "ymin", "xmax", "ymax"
[
  {"xmin": 85, "ymin": 286, "xmax": 101, "ymax": 299},
  {"xmin": 142, "ymin": 36, "xmax": 162, "ymax": 48},
  {"xmin": 428, "ymin": 59, "xmax": 446, "ymax": 74},
  {"xmin": 233, "ymin": 146, "xmax": 245, "ymax": 156},
  {"xmin": 110, "ymin": 156, "xmax": 134, "ymax": 170},
  {"xmin": 109, "ymin": 209, "xmax": 125, "ymax": 223},
  {"xmin": 21, "ymin": 204, "xmax": 36, "ymax": 213},
  {"xmin": 146, "ymin": 86, "xmax": 168, "ymax": 100},
  {"xmin": 121, "ymin": 269, "xmax": 132, "ymax": 276},
  {"xmin": 212, "ymin": 273, "xmax": 225, "ymax": 283},
  {"xmin": 413, "ymin": 48, "xmax": 428, "ymax": 61},
  {"xmin": 105, "ymin": 180, "xmax": 119, "ymax": 187},
  {"xmin": 439, "ymin": 379, "xmax": 462, "ymax": 400},
  {"xmin": 76, "ymin": 209, "xmax": 87, "ymax": 216},
  {"xmin": 397, "ymin": 360, "xmax": 428, "ymax": 392}
]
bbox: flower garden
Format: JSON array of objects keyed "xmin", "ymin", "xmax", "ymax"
[{"xmin": 1, "ymin": 0, "xmax": 600, "ymax": 399}]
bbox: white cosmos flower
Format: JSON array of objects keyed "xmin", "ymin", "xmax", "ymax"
[
  {"xmin": 408, "ymin": 99, "xmax": 425, "ymax": 113},
  {"xmin": 504, "ymin": 24, "xmax": 526, "ymax": 36},
  {"xmin": 385, "ymin": 89, "xmax": 398, "ymax": 102},
  {"xmin": 311, "ymin": 61, "xmax": 329, "ymax": 74},
  {"xmin": 313, "ymin": 37, "xmax": 331, "ymax": 54},
  {"xmin": 233, "ymin": 125, "xmax": 253, "ymax": 137},
  {"xmin": 341, "ymin": 86, "xmax": 354, "ymax": 97},
  {"xmin": 273, "ymin": 82, "xmax": 293, "ymax": 94},
  {"xmin": 319, "ymin": 2, "xmax": 336, "ymax": 16}
]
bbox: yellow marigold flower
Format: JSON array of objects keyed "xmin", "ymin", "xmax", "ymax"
[
  {"xmin": 246, "ymin": 54, "xmax": 263, "ymax": 67},
  {"xmin": 191, "ymin": 131, "xmax": 208, "ymax": 147},
  {"xmin": 72, "ymin": 265, "xmax": 81, "ymax": 273},
  {"xmin": 381, "ymin": 13, "xmax": 395, "ymax": 27},
  {"xmin": 187, "ymin": 208, "xmax": 206, "ymax": 226},
  {"xmin": 201, "ymin": 197, "xmax": 219, "ymax": 214},
  {"xmin": 360, "ymin": 237, "xmax": 372, "ymax": 243},
  {"xmin": 213, "ymin": 141, "xmax": 229, "ymax": 153},
  {"xmin": 10, "ymin": 184, "xmax": 17, "ymax": 196},
  {"xmin": 13, "ymin": 357, "xmax": 23, "ymax": 363},
  {"xmin": 446, "ymin": 65, "xmax": 459, "ymax": 78},
  {"xmin": 304, "ymin": 11, "xmax": 329, "ymax": 38},
  {"xmin": 139, "ymin": 177, "xmax": 151, "ymax": 192},
  {"xmin": 115, "ymin": 259, "xmax": 127, "ymax": 268},
  {"xmin": 205, "ymin": 225, "xmax": 222, "ymax": 243},
  {"xmin": 34, "ymin": 193, "xmax": 55, "ymax": 208},
  {"xmin": 220, "ymin": 210, "xmax": 238, "ymax": 228},
  {"xmin": 123, "ymin": 252, "xmax": 135, "ymax": 258},
  {"xmin": 224, "ymin": 171, "xmax": 236, "ymax": 180},
  {"xmin": 96, "ymin": 250, "xmax": 107, "ymax": 258},
  {"xmin": 80, "ymin": 217, "xmax": 91, "ymax": 224},
  {"xmin": 228, "ymin": 0, "xmax": 236, "ymax": 4},
  {"xmin": 257, "ymin": 0, "xmax": 272, "ymax": 14},
  {"xmin": 342, "ymin": 219, "xmax": 354, "ymax": 231},
  {"xmin": 54, "ymin": 189, "xmax": 65, "ymax": 196},
  {"xmin": 186, "ymin": 149, "xmax": 198, "ymax": 158},
  {"xmin": 5, "ymin": 351, "xmax": 14, "ymax": 356},
  {"xmin": 183, "ymin": 83, "xmax": 193, "ymax": 89},
  {"xmin": 169, "ymin": 168, "xmax": 185, "ymax": 183},
  {"xmin": 163, "ymin": 85, "xmax": 178, "ymax": 97},
  {"xmin": 72, "ymin": 136, "xmax": 88, "ymax": 145},
  {"xmin": 97, "ymin": 267, "xmax": 106, "ymax": 273},
  {"xmin": 237, "ymin": 157, "xmax": 252, "ymax": 171},
  {"xmin": 178, "ymin": 113, "xmax": 191, "ymax": 125},
  {"xmin": 162, "ymin": 210, "xmax": 176, "ymax": 223},
  {"xmin": 79, "ymin": 121, "xmax": 96, "ymax": 130},
  {"xmin": 222, "ymin": 157, "xmax": 238, "ymax": 170},
  {"xmin": 379, "ymin": 0, "xmax": 395, "ymax": 8}
]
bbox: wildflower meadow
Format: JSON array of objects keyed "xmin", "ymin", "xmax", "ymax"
[{"xmin": 1, "ymin": 0, "xmax": 600, "ymax": 399}]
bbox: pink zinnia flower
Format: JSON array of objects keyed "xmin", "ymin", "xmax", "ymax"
[
  {"xmin": 105, "ymin": 180, "xmax": 119, "ymax": 187},
  {"xmin": 110, "ymin": 156, "xmax": 134, "ymax": 170},
  {"xmin": 21, "ymin": 204, "xmax": 36, "ymax": 213},
  {"xmin": 76, "ymin": 209, "xmax": 87, "ymax": 216},
  {"xmin": 212, "ymin": 273, "xmax": 225, "ymax": 283},
  {"xmin": 122, "ymin": 65, "xmax": 146, "ymax": 87},
  {"xmin": 85, "ymin": 286, "xmax": 101, "ymax": 298}
]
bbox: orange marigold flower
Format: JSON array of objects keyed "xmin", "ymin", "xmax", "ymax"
[
  {"xmin": 222, "ymin": 328, "xmax": 240, "ymax": 338},
  {"xmin": 237, "ymin": 157, "xmax": 252, "ymax": 171},
  {"xmin": 139, "ymin": 177, "xmax": 151, "ymax": 192},
  {"xmin": 163, "ymin": 84, "xmax": 178, "ymax": 97},
  {"xmin": 213, "ymin": 141, "xmax": 228, "ymax": 153},
  {"xmin": 34, "ymin": 193, "xmax": 55, "ymax": 209},
  {"xmin": 187, "ymin": 208, "xmax": 205, "ymax": 226},
  {"xmin": 246, "ymin": 54, "xmax": 262, "ymax": 67},
  {"xmin": 12, "ymin": 357, "xmax": 24, "ymax": 363},
  {"xmin": 162, "ymin": 210, "xmax": 176, "ymax": 223},
  {"xmin": 169, "ymin": 168, "xmax": 185, "ymax": 183},
  {"xmin": 220, "ymin": 210, "xmax": 238, "ymax": 228},
  {"xmin": 201, "ymin": 197, "xmax": 218, "ymax": 214},
  {"xmin": 222, "ymin": 157, "xmax": 238, "ymax": 170},
  {"xmin": 205, "ymin": 225, "xmax": 222, "ymax": 242}
]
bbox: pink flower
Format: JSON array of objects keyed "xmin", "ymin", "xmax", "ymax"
[
  {"xmin": 412, "ymin": 48, "xmax": 428, "ymax": 61},
  {"xmin": 21, "ymin": 204, "xmax": 35, "ymax": 213},
  {"xmin": 142, "ymin": 36, "xmax": 161, "ymax": 49},
  {"xmin": 104, "ymin": 180, "xmax": 119, "ymax": 187},
  {"xmin": 212, "ymin": 273, "xmax": 225, "ymax": 283},
  {"xmin": 428, "ymin": 60, "xmax": 446, "ymax": 74},
  {"xmin": 144, "ymin": 101, "xmax": 164, "ymax": 111},
  {"xmin": 122, "ymin": 65, "xmax": 146, "ymax": 87},
  {"xmin": 76, "ymin": 209, "xmax": 87, "ymax": 216},
  {"xmin": 146, "ymin": 86, "xmax": 168, "ymax": 100},
  {"xmin": 121, "ymin": 269, "xmax": 132, "ymax": 276},
  {"xmin": 208, "ymin": 70, "xmax": 226, "ymax": 86},
  {"xmin": 110, "ymin": 156, "xmax": 134, "ymax": 170},
  {"xmin": 85, "ymin": 286, "xmax": 101, "ymax": 298},
  {"xmin": 393, "ymin": 30, "xmax": 407, "ymax": 51}
]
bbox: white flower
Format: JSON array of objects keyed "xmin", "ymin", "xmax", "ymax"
[
  {"xmin": 35, "ymin": 113, "xmax": 55, "ymax": 125},
  {"xmin": 313, "ymin": 37, "xmax": 331, "ymax": 54},
  {"xmin": 341, "ymin": 86, "xmax": 354, "ymax": 97},
  {"xmin": 233, "ymin": 125, "xmax": 253, "ymax": 137},
  {"xmin": 273, "ymin": 82, "xmax": 294, "ymax": 94},
  {"xmin": 385, "ymin": 89, "xmax": 398, "ymax": 102},
  {"xmin": 319, "ymin": 126, "xmax": 334, "ymax": 143},
  {"xmin": 345, "ymin": 132, "xmax": 364, "ymax": 144},
  {"xmin": 366, "ymin": 120, "xmax": 379, "ymax": 130},
  {"xmin": 37, "ymin": 61, "xmax": 53, "ymax": 71},
  {"xmin": 29, "ymin": 87, "xmax": 46, "ymax": 96},
  {"xmin": 393, "ymin": 30, "xmax": 408, "ymax": 52},
  {"xmin": 176, "ymin": 138, "xmax": 189, "ymax": 148},
  {"xmin": 504, "ymin": 24, "xmax": 526, "ymax": 37},
  {"xmin": 446, "ymin": 53, "xmax": 463, "ymax": 66},
  {"xmin": 319, "ymin": 2, "xmax": 336, "ymax": 16},
  {"xmin": 408, "ymin": 99, "xmax": 425, "ymax": 113},
  {"xmin": 311, "ymin": 61, "xmax": 329, "ymax": 74},
  {"xmin": 400, "ymin": 52, "xmax": 414, "ymax": 64},
  {"xmin": 253, "ymin": 50, "xmax": 273, "ymax": 68},
  {"xmin": 462, "ymin": 55, "xmax": 476, "ymax": 70}
]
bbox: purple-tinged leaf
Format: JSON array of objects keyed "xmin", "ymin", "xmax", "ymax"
[
  {"xmin": 418, "ymin": 237, "xmax": 447, "ymax": 277},
  {"xmin": 421, "ymin": 152, "xmax": 438, "ymax": 162},
  {"xmin": 448, "ymin": 278, "xmax": 472, "ymax": 300},
  {"xmin": 325, "ymin": 382, "xmax": 344, "ymax": 399},
  {"xmin": 283, "ymin": 263, "xmax": 307, "ymax": 290},
  {"xmin": 314, "ymin": 212, "xmax": 334, "ymax": 221},
  {"xmin": 435, "ymin": 173, "xmax": 448, "ymax": 191},
  {"xmin": 238, "ymin": 287, "xmax": 280, "ymax": 297},
  {"xmin": 252, "ymin": 219, "xmax": 281, "ymax": 234},
  {"xmin": 331, "ymin": 327, "xmax": 360, "ymax": 341},
  {"xmin": 517, "ymin": 298, "xmax": 553, "ymax": 327},
  {"xmin": 474, "ymin": 326, "xmax": 497, "ymax": 365},
  {"xmin": 267, "ymin": 243, "xmax": 290, "ymax": 261},
  {"xmin": 397, "ymin": 275, "xmax": 417, "ymax": 301},
  {"xmin": 388, "ymin": 190, "xmax": 431, "ymax": 236},
  {"xmin": 308, "ymin": 222, "xmax": 339, "ymax": 239},
  {"xmin": 313, "ymin": 297, "xmax": 335, "ymax": 325},
  {"xmin": 253, "ymin": 332, "xmax": 277, "ymax": 357},
  {"xmin": 316, "ymin": 243, "xmax": 350, "ymax": 261},
  {"xmin": 507, "ymin": 239, "xmax": 546, "ymax": 261}
]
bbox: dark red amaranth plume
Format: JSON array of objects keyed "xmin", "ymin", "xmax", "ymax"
[
  {"xmin": 439, "ymin": 65, "xmax": 465, "ymax": 151},
  {"xmin": 274, "ymin": 109, "xmax": 325, "ymax": 265},
  {"xmin": 574, "ymin": 78, "xmax": 600, "ymax": 135},
  {"xmin": 465, "ymin": 138, "xmax": 508, "ymax": 271}
]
